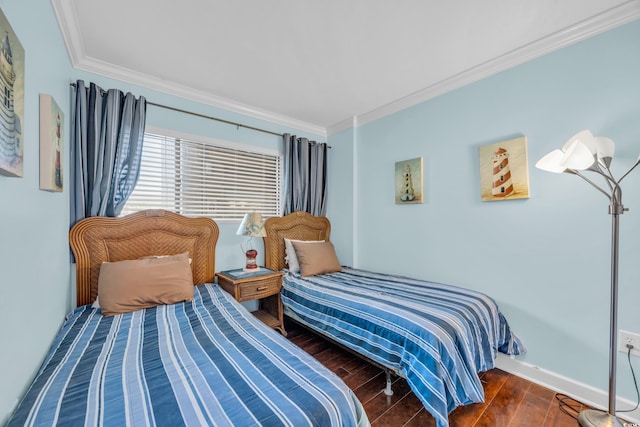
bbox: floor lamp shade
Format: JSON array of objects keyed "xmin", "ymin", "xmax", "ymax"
[{"xmin": 537, "ymin": 130, "xmax": 640, "ymax": 427}]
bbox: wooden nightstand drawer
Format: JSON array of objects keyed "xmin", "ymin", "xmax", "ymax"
[
  {"xmin": 238, "ymin": 278, "xmax": 280, "ymax": 300},
  {"xmin": 216, "ymin": 268, "xmax": 286, "ymax": 336}
]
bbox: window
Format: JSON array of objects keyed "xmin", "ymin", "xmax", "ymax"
[
  {"xmin": 121, "ymin": 130, "xmax": 281, "ymax": 221},
  {"xmin": 4, "ymin": 86, "xmax": 10, "ymax": 108}
]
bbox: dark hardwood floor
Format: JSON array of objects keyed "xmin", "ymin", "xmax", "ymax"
[{"xmin": 285, "ymin": 319, "xmax": 585, "ymax": 426}]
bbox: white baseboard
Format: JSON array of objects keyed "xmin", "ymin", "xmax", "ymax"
[{"xmin": 496, "ymin": 354, "xmax": 640, "ymax": 425}]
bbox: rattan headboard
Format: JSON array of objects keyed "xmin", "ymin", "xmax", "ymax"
[
  {"xmin": 263, "ymin": 211, "xmax": 331, "ymax": 271},
  {"xmin": 69, "ymin": 210, "xmax": 219, "ymax": 307}
]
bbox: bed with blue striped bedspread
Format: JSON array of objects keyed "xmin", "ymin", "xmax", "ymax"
[
  {"xmin": 7, "ymin": 283, "xmax": 369, "ymax": 427},
  {"xmin": 281, "ymin": 267, "xmax": 525, "ymax": 427}
]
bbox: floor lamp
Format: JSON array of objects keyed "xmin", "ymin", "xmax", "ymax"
[{"xmin": 536, "ymin": 130, "xmax": 640, "ymax": 427}]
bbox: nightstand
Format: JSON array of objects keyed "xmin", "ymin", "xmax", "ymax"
[{"xmin": 216, "ymin": 268, "xmax": 286, "ymax": 336}]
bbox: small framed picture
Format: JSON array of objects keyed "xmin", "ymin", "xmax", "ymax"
[
  {"xmin": 478, "ymin": 136, "xmax": 530, "ymax": 201},
  {"xmin": 39, "ymin": 94, "xmax": 64, "ymax": 192},
  {"xmin": 395, "ymin": 157, "xmax": 424, "ymax": 204}
]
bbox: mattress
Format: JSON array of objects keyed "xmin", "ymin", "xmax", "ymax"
[
  {"xmin": 281, "ymin": 267, "xmax": 525, "ymax": 427},
  {"xmin": 8, "ymin": 283, "xmax": 368, "ymax": 427}
]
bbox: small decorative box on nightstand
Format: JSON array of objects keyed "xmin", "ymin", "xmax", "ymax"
[{"xmin": 216, "ymin": 268, "xmax": 286, "ymax": 336}]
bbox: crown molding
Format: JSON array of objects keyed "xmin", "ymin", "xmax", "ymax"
[
  {"xmin": 51, "ymin": 0, "xmax": 84, "ymax": 65},
  {"xmin": 77, "ymin": 55, "xmax": 328, "ymax": 137},
  {"xmin": 53, "ymin": 0, "xmax": 640, "ymax": 138},
  {"xmin": 348, "ymin": 0, "xmax": 640, "ymax": 134},
  {"xmin": 327, "ymin": 116, "xmax": 359, "ymax": 137},
  {"xmin": 51, "ymin": 1, "xmax": 327, "ymax": 138}
]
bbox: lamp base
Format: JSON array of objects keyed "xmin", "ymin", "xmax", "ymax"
[
  {"xmin": 578, "ymin": 409, "xmax": 625, "ymax": 427},
  {"xmin": 243, "ymin": 266, "xmax": 261, "ymax": 273}
]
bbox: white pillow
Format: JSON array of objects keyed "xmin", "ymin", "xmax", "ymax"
[{"xmin": 284, "ymin": 238, "xmax": 324, "ymax": 273}]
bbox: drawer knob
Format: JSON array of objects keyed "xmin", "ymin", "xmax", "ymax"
[{"xmin": 256, "ymin": 286, "xmax": 268, "ymax": 291}]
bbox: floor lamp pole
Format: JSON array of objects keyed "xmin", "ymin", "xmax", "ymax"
[
  {"xmin": 578, "ymin": 204, "xmax": 624, "ymax": 427},
  {"xmin": 535, "ymin": 130, "xmax": 640, "ymax": 427}
]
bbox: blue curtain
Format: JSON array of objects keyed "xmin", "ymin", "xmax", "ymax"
[
  {"xmin": 282, "ymin": 134, "xmax": 328, "ymax": 216},
  {"xmin": 70, "ymin": 80, "xmax": 147, "ymax": 226}
]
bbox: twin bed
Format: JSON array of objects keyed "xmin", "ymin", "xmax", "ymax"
[
  {"xmin": 7, "ymin": 210, "xmax": 368, "ymax": 427},
  {"xmin": 8, "ymin": 209, "xmax": 523, "ymax": 427},
  {"xmin": 263, "ymin": 211, "xmax": 525, "ymax": 427}
]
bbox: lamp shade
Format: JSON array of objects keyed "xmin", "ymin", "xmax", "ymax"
[
  {"xmin": 561, "ymin": 129, "xmax": 615, "ymax": 168},
  {"xmin": 562, "ymin": 130, "xmax": 597, "ymax": 154},
  {"xmin": 537, "ymin": 130, "xmax": 618, "ymax": 175},
  {"xmin": 236, "ymin": 212, "xmax": 267, "ymax": 237},
  {"xmin": 535, "ymin": 149, "xmax": 567, "ymax": 173},
  {"xmin": 595, "ymin": 136, "xmax": 615, "ymax": 167},
  {"xmin": 560, "ymin": 140, "xmax": 595, "ymax": 170}
]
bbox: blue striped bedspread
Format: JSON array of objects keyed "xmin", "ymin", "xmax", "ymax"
[
  {"xmin": 281, "ymin": 267, "xmax": 525, "ymax": 427},
  {"xmin": 8, "ymin": 284, "xmax": 369, "ymax": 427}
]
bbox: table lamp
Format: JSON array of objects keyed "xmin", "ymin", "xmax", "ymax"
[
  {"xmin": 536, "ymin": 129, "xmax": 640, "ymax": 427},
  {"xmin": 236, "ymin": 212, "xmax": 267, "ymax": 272}
]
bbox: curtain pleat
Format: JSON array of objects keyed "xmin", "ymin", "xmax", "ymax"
[
  {"xmin": 70, "ymin": 80, "xmax": 147, "ymax": 226},
  {"xmin": 309, "ymin": 142, "xmax": 327, "ymax": 216},
  {"xmin": 293, "ymin": 138, "xmax": 310, "ymax": 213},
  {"xmin": 110, "ymin": 91, "xmax": 146, "ymax": 216},
  {"xmin": 282, "ymin": 133, "xmax": 328, "ymax": 216}
]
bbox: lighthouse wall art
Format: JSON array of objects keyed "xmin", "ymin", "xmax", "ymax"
[
  {"xmin": 395, "ymin": 157, "xmax": 424, "ymax": 204},
  {"xmin": 39, "ymin": 94, "xmax": 64, "ymax": 192},
  {"xmin": 0, "ymin": 9, "xmax": 25, "ymax": 177},
  {"xmin": 478, "ymin": 136, "xmax": 530, "ymax": 202}
]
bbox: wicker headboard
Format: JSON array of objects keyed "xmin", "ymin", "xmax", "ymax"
[
  {"xmin": 69, "ymin": 210, "xmax": 219, "ymax": 307},
  {"xmin": 263, "ymin": 211, "xmax": 331, "ymax": 271}
]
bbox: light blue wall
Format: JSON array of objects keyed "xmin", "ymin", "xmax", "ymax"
[
  {"xmin": 329, "ymin": 20, "xmax": 640, "ymax": 401},
  {"xmin": 327, "ymin": 124, "xmax": 356, "ymax": 266},
  {"xmin": 2, "ymin": 0, "xmax": 639, "ymax": 422},
  {"xmin": 0, "ymin": 2, "xmax": 324, "ymax": 423},
  {"xmin": 0, "ymin": 2, "xmax": 73, "ymax": 423}
]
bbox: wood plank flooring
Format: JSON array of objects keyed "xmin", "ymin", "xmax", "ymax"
[{"xmin": 285, "ymin": 319, "xmax": 584, "ymax": 427}]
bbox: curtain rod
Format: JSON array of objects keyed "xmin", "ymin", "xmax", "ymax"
[
  {"xmin": 146, "ymin": 101, "xmax": 284, "ymax": 137},
  {"xmin": 146, "ymin": 101, "xmax": 331, "ymax": 147},
  {"xmin": 69, "ymin": 82, "xmax": 283, "ymax": 138},
  {"xmin": 69, "ymin": 83, "xmax": 331, "ymax": 146}
]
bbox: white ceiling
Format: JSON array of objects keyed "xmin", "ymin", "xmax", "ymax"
[{"xmin": 52, "ymin": 0, "xmax": 640, "ymax": 136}]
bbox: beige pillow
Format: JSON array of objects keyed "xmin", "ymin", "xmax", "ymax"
[
  {"xmin": 97, "ymin": 252, "xmax": 194, "ymax": 316},
  {"xmin": 291, "ymin": 240, "xmax": 342, "ymax": 277},
  {"xmin": 91, "ymin": 255, "xmax": 192, "ymax": 309},
  {"xmin": 284, "ymin": 238, "xmax": 324, "ymax": 273}
]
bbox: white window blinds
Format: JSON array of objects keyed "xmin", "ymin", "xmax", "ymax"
[{"xmin": 121, "ymin": 132, "xmax": 281, "ymax": 221}]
